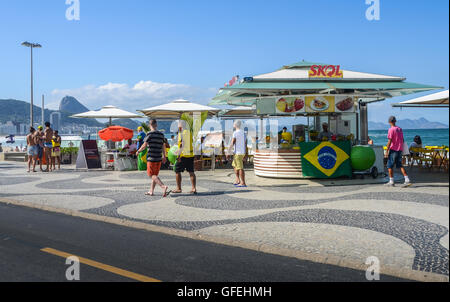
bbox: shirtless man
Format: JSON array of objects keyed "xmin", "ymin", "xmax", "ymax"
[
  {"xmin": 26, "ymin": 127, "xmax": 38, "ymax": 173},
  {"xmin": 43, "ymin": 122, "xmax": 54, "ymax": 172}
]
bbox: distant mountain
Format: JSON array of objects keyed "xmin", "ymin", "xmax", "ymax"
[
  {"xmin": 369, "ymin": 118, "xmax": 448, "ymax": 130},
  {"xmin": 59, "ymin": 96, "xmax": 89, "ymax": 114},
  {"xmin": 112, "ymin": 118, "xmax": 141, "ymax": 130},
  {"xmin": 368, "ymin": 121, "xmax": 390, "ymax": 130},
  {"xmin": 0, "ymin": 98, "xmax": 103, "ymax": 127}
]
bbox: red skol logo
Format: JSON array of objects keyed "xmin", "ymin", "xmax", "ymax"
[{"xmin": 309, "ymin": 65, "xmax": 343, "ymax": 78}]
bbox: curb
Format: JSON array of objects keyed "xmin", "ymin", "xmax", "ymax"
[{"xmin": 0, "ymin": 197, "xmax": 448, "ymax": 282}]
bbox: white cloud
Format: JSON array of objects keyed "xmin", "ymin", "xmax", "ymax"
[{"xmin": 47, "ymin": 80, "xmax": 218, "ymax": 112}]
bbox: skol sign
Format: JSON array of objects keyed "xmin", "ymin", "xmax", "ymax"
[{"xmin": 309, "ymin": 65, "xmax": 344, "ymax": 78}]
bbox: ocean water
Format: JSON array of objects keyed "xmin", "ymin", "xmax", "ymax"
[
  {"xmin": 0, "ymin": 133, "xmax": 174, "ymax": 151},
  {"xmin": 2, "ymin": 129, "xmax": 449, "ymax": 150},
  {"xmin": 369, "ymin": 129, "xmax": 449, "ymax": 147},
  {"xmin": 0, "ymin": 136, "xmax": 85, "ymax": 150}
]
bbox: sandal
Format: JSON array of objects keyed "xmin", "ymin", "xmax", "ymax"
[{"xmin": 145, "ymin": 192, "xmax": 154, "ymax": 196}]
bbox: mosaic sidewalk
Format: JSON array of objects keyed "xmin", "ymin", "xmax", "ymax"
[{"xmin": 0, "ymin": 162, "xmax": 448, "ymax": 281}]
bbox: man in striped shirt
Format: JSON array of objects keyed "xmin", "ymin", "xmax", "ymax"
[{"xmin": 137, "ymin": 119, "xmax": 170, "ymax": 197}]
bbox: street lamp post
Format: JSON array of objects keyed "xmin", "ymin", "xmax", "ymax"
[{"xmin": 22, "ymin": 41, "xmax": 42, "ymax": 127}]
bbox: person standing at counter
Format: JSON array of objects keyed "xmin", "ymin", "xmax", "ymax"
[
  {"xmin": 385, "ymin": 116, "xmax": 411, "ymax": 187},
  {"xmin": 318, "ymin": 122, "xmax": 333, "ymax": 141},
  {"xmin": 279, "ymin": 127, "xmax": 293, "ymax": 144},
  {"xmin": 230, "ymin": 120, "xmax": 247, "ymax": 188}
]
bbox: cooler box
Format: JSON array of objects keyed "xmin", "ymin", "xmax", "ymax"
[{"xmin": 369, "ymin": 145, "xmax": 385, "ymax": 177}]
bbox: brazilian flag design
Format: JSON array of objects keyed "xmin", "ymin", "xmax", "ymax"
[
  {"xmin": 137, "ymin": 149, "xmax": 148, "ymax": 171},
  {"xmin": 300, "ymin": 141, "xmax": 352, "ymax": 178}
]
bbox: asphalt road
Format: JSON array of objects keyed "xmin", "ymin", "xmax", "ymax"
[{"xmin": 0, "ymin": 203, "xmax": 410, "ymax": 282}]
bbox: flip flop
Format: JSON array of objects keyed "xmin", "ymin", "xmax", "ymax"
[
  {"xmin": 144, "ymin": 192, "xmax": 154, "ymax": 196},
  {"xmin": 171, "ymin": 190, "xmax": 182, "ymax": 194},
  {"xmin": 236, "ymin": 185, "xmax": 247, "ymax": 188},
  {"xmin": 190, "ymin": 191, "xmax": 198, "ymax": 195},
  {"xmin": 163, "ymin": 190, "xmax": 172, "ymax": 198}
]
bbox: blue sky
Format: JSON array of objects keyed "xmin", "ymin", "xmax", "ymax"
[{"xmin": 0, "ymin": 0, "xmax": 448, "ymax": 123}]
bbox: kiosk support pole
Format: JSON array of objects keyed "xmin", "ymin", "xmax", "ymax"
[{"xmin": 360, "ymin": 103, "xmax": 369, "ymax": 145}]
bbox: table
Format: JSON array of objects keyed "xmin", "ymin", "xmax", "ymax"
[
  {"xmin": 431, "ymin": 148, "xmax": 449, "ymax": 171},
  {"xmin": 103, "ymin": 152, "xmax": 137, "ymax": 171}
]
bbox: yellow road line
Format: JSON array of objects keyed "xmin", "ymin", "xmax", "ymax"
[{"xmin": 41, "ymin": 247, "xmax": 161, "ymax": 282}]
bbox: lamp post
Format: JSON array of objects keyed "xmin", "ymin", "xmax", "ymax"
[{"xmin": 21, "ymin": 41, "xmax": 42, "ymax": 127}]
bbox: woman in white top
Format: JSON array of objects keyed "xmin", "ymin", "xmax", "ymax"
[
  {"xmin": 409, "ymin": 135, "xmax": 423, "ymax": 156},
  {"xmin": 410, "ymin": 136, "xmax": 423, "ymax": 149}
]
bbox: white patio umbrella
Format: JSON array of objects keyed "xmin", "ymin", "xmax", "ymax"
[
  {"xmin": 71, "ymin": 105, "xmax": 144, "ymax": 126},
  {"xmin": 218, "ymin": 106, "xmax": 257, "ymax": 119},
  {"xmin": 392, "ymin": 90, "xmax": 449, "ymax": 108},
  {"xmin": 138, "ymin": 99, "xmax": 220, "ymax": 119}
]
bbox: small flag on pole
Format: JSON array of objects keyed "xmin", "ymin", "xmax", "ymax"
[{"xmin": 225, "ymin": 76, "xmax": 239, "ymax": 87}]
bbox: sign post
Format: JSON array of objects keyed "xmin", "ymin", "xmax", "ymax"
[{"xmin": 76, "ymin": 140, "xmax": 102, "ymax": 170}]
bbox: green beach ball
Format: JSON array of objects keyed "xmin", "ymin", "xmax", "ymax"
[
  {"xmin": 351, "ymin": 146, "xmax": 376, "ymax": 171},
  {"xmin": 168, "ymin": 146, "xmax": 180, "ymax": 164}
]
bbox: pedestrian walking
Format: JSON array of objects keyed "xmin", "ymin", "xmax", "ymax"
[
  {"xmin": 172, "ymin": 120, "xmax": 197, "ymax": 194},
  {"xmin": 385, "ymin": 116, "xmax": 411, "ymax": 187},
  {"xmin": 137, "ymin": 119, "xmax": 170, "ymax": 197},
  {"xmin": 230, "ymin": 120, "xmax": 247, "ymax": 187}
]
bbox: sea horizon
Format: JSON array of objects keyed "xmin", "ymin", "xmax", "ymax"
[
  {"xmin": 2, "ymin": 128, "xmax": 448, "ymax": 150},
  {"xmin": 369, "ymin": 128, "xmax": 449, "ymax": 147}
]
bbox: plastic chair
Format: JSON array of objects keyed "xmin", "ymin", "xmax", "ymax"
[
  {"xmin": 443, "ymin": 148, "xmax": 449, "ymax": 172},
  {"xmin": 418, "ymin": 148, "xmax": 434, "ymax": 170},
  {"xmin": 409, "ymin": 147, "xmax": 422, "ymax": 169},
  {"xmin": 106, "ymin": 159, "xmax": 115, "ymax": 170},
  {"xmin": 201, "ymin": 155, "xmax": 212, "ymax": 169}
]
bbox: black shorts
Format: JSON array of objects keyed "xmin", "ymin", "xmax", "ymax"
[{"xmin": 175, "ymin": 157, "xmax": 195, "ymax": 173}]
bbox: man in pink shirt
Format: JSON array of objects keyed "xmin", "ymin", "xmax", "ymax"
[{"xmin": 385, "ymin": 116, "xmax": 411, "ymax": 187}]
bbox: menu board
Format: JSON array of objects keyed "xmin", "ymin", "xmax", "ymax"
[
  {"xmin": 305, "ymin": 96, "xmax": 336, "ymax": 113},
  {"xmin": 259, "ymin": 96, "xmax": 356, "ymax": 115},
  {"xmin": 275, "ymin": 97, "xmax": 306, "ymax": 114},
  {"xmin": 335, "ymin": 96, "xmax": 356, "ymax": 113},
  {"xmin": 76, "ymin": 140, "xmax": 102, "ymax": 170},
  {"xmin": 305, "ymin": 95, "xmax": 356, "ymax": 113}
]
